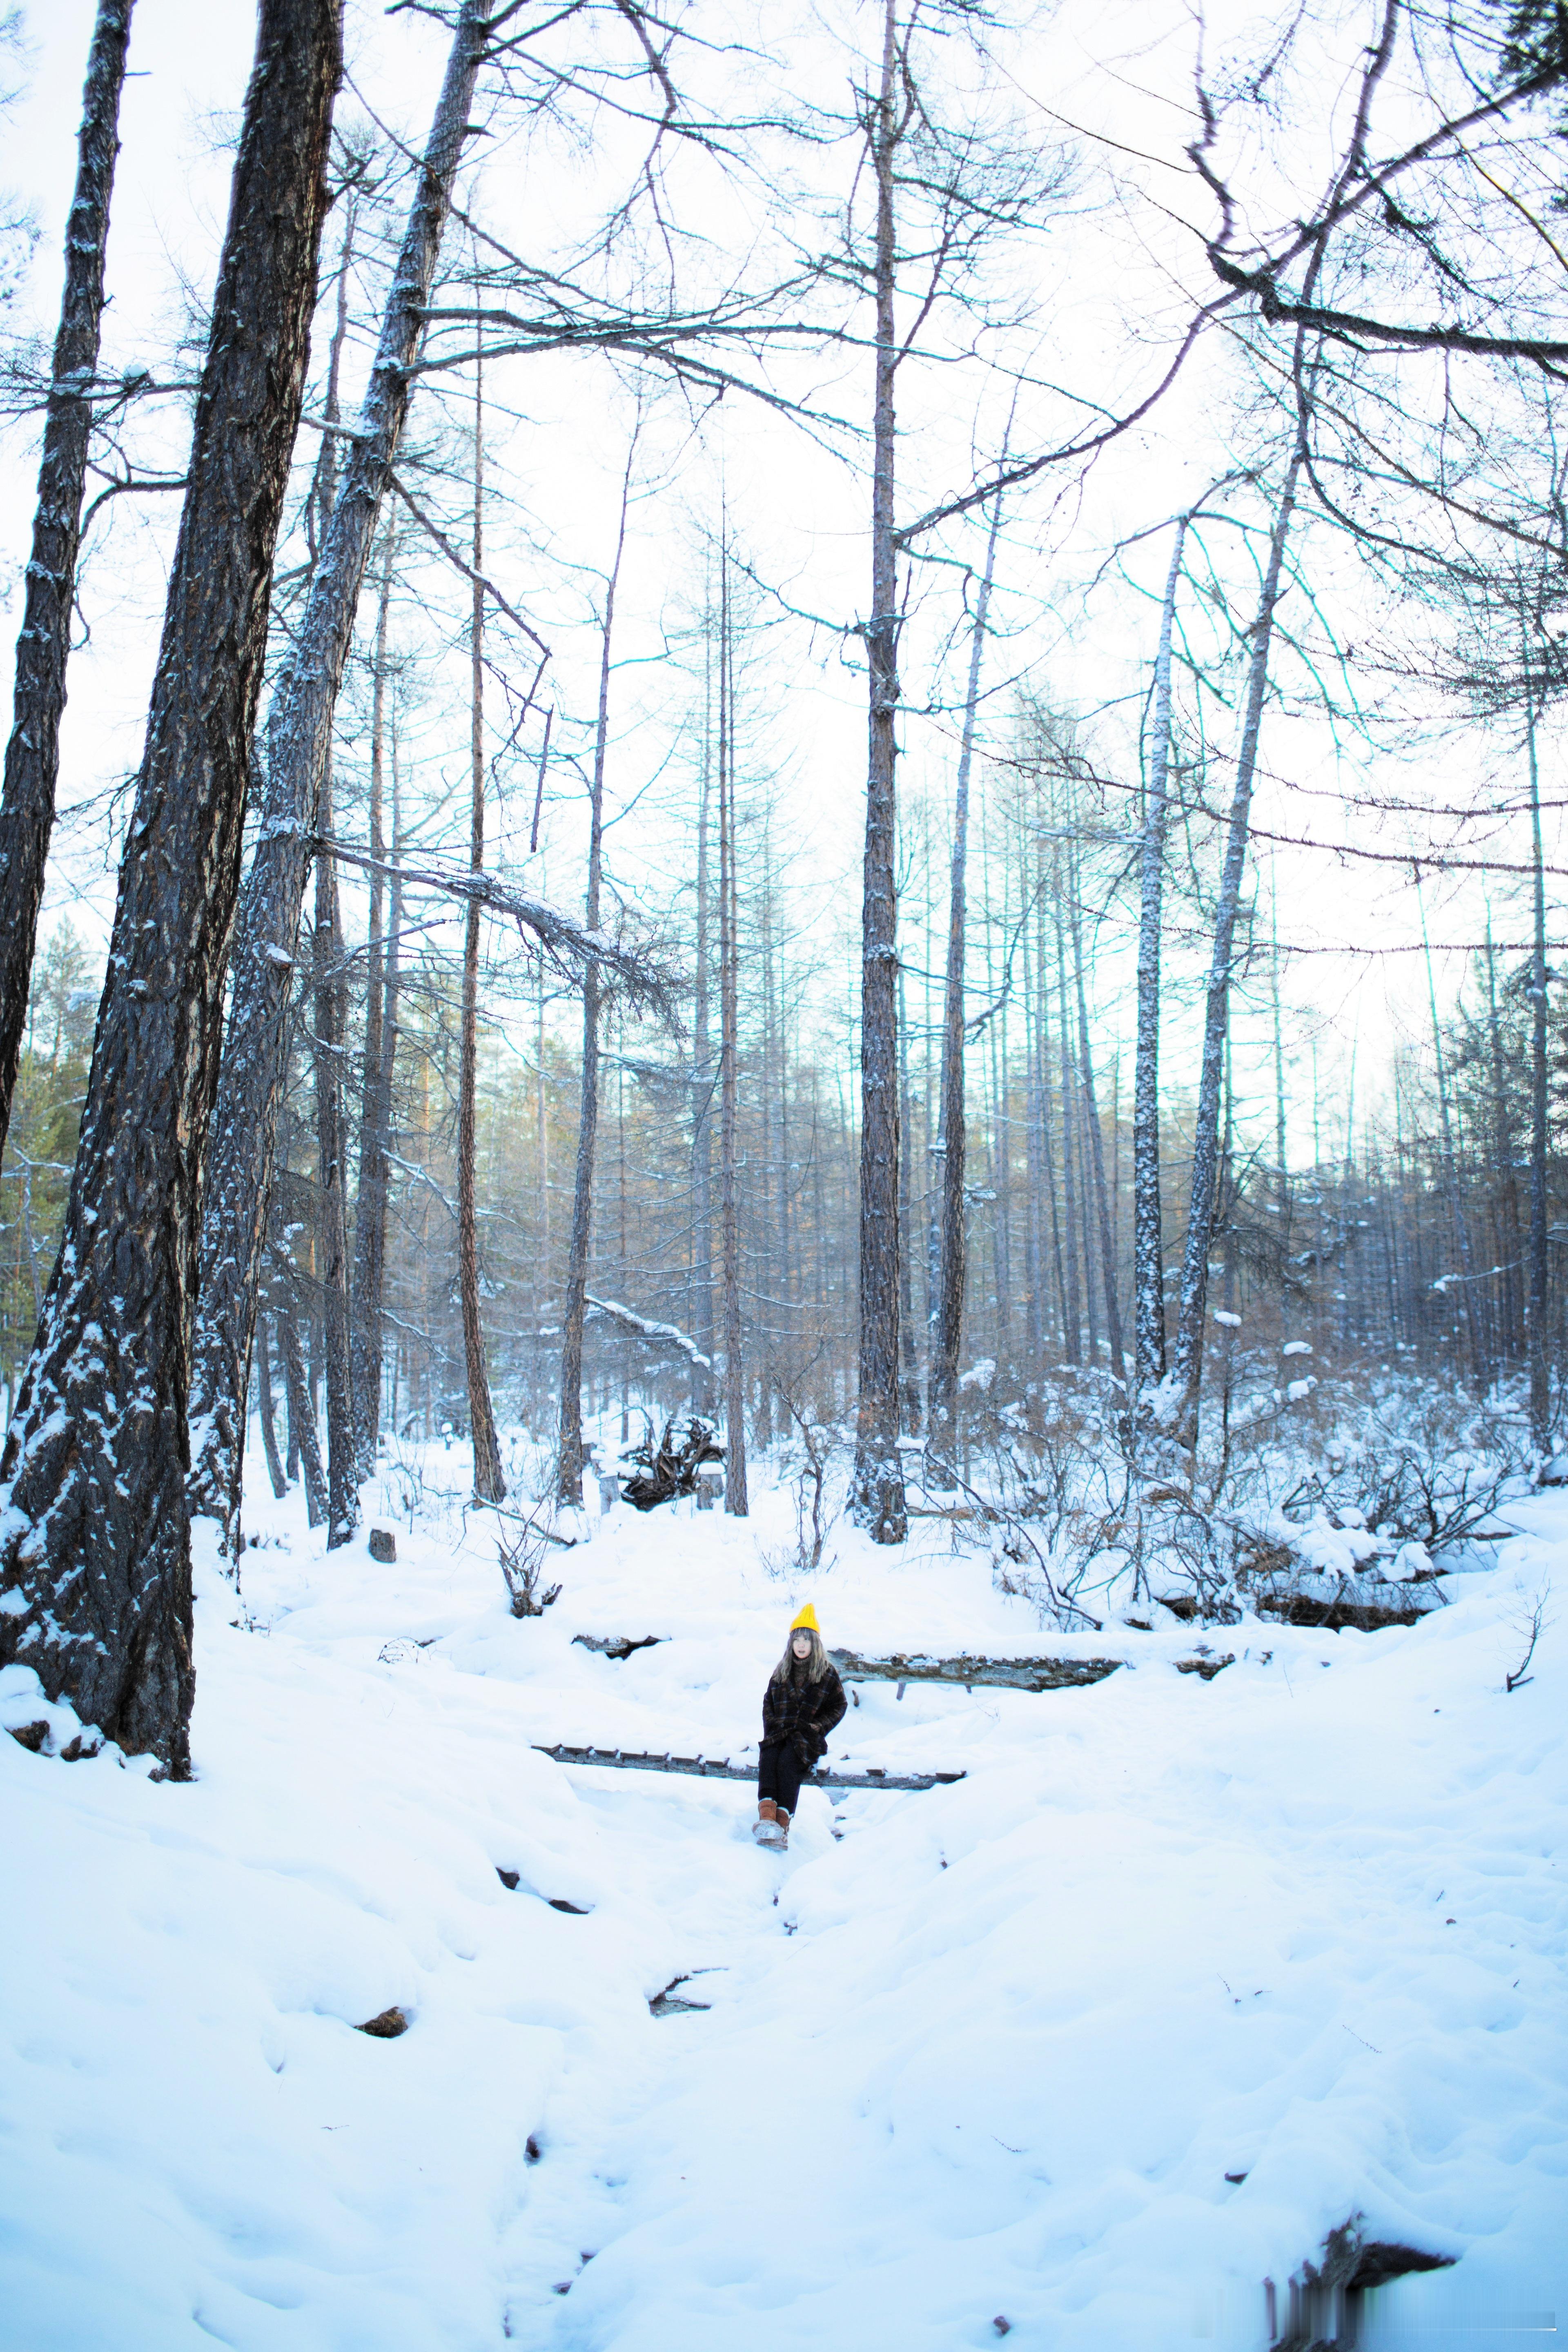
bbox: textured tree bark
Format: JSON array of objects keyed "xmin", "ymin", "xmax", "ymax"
[
  {"xmin": 274, "ymin": 1267, "xmax": 328, "ymax": 1529},
  {"xmin": 1167, "ymin": 428, "xmax": 1306, "ymax": 1451},
  {"xmin": 459, "ymin": 350, "xmax": 506, "ymax": 1506},
  {"xmin": 188, "ymin": 0, "xmax": 486, "ymax": 1546},
  {"xmin": 349, "ymin": 532, "xmax": 394, "ymax": 1477},
  {"xmin": 1132, "ymin": 515, "xmax": 1185, "ymax": 1402},
  {"xmin": 0, "ymin": 0, "xmax": 340, "ymax": 1775},
  {"xmin": 927, "ymin": 490, "xmax": 1002, "ymax": 1451},
  {"xmin": 849, "ymin": 0, "xmax": 907, "ymax": 1545},
  {"xmin": 0, "ymin": 0, "xmax": 136, "ymax": 1164},
  {"xmin": 313, "ymin": 770, "xmax": 357, "ymax": 1544},
  {"xmin": 558, "ymin": 445, "xmax": 634, "ymax": 1507},
  {"xmin": 256, "ymin": 1314, "xmax": 288, "ymax": 1502},
  {"xmin": 717, "ymin": 536, "xmax": 748, "ymax": 1514}
]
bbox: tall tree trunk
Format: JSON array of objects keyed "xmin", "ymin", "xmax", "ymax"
[
  {"xmin": 1132, "ymin": 513, "xmax": 1186, "ymax": 1401},
  {"xmin": 897, "ymin": 962, "xmax": 919, "ymax": 1430},
  {"xmin": 188, "ymin": 0, "xmax": 486, "ymax": 1544},
  {"xmin": 256, "ymin": 1313, "xmax": 288, "ymax": 1502},
  {"xmin": 690, "ymin": 662, "xmax": 716, "ymax": 1414},
  {"xmin": 850, "ymin": 0, "xmax": 907, "ymax": 1544},
  {"xmin": 1071, "ymin": 861, "xmax": 1127, "ymax": 1392},
  {"xmin": 274, "ymin": 1262, "xmax": 328, "ymax": 1529},
  {"xmin": 718, "ymin": 533, "xmax": 748, "ymax": 1512},
  {"xmin": 1167, "ymin": 421, "xmax": 1307, "ymax": 1451},
  {"xmin": 350, "ymin": 528, "xmax": 394, "ymax": 1476},
  {"xmin": 558, "ymin": 444, "xmax": 635, "ymax": 1507},
  {"xmin": 1054, "ymin": 888, "xmax": 1082, "ymax": 1364},
  {"xmin": 313, "ymin": 769, "xmax": 356, "ymax": 1544},
  {"xmin": 1526, "ymin": 682, "xmax": 1551, "ymax": 1446},
  {"xmin": 0, "ymin": 0, "xmax": 136, "ymax": 1164},
  {"xmin": 0, "ymin": 0, "xmax": 340, "ymax": 1776},
  {"xmin": 1417, "ymin": 870, "xmax": 1487, "ymax": 1390},
  {"xmin": 459, "ymin": 349, "xmax": 505, "ymax": 1504},
  {"xmin": 928, "ymin": 487, "xmax": 1002, "ymax": 1446}
]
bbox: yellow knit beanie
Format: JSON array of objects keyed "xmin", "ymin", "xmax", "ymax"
[{"xmin": 790, "ymin": 1602, "xmax": 820, "ymax": 1633}]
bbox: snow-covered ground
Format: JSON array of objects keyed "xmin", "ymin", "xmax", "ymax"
[{"xmin": 2, "ymin": 1443, "xmax": 1564, "ymax": 2350}]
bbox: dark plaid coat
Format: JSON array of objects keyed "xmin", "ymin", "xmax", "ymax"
[{"xmin": 761, "ymin": 1659, "xmax": 848, "ymax": 1767}]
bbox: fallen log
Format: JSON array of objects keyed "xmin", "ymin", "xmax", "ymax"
[
  {"xmin": 533, "ymin": 1742, "xmax": 964, "ymax": 1793},
  {"xmin": 829, "ymin": 1648, "xmax": 1122, "ymax": 1694},
  {"xmin": 572, "ymin": 1633, "xmax": 664, "ymax": 1660},
  {"xmin": 1252, "ymin": 1593, "xmax": 1428, "ymax": 1633}
]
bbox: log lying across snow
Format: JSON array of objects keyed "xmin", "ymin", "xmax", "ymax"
[
  {"xmin": 830, "ymin": 1648, "xmax": 1123, "ymax": 1694},
  {"xmin": 533, "ymin": 1742, "xmax": 964, "ymax": 1793}
]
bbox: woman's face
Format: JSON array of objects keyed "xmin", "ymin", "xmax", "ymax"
[{"xmin": 791, "ymin": 1631, "xmax": 811, "ymax": 1660}]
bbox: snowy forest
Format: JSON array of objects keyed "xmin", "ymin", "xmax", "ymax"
[{"xmin": 0, "ymin": 3, "xmax": 1564, "ymax": 2349}]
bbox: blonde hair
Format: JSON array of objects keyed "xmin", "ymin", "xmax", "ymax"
[{"xmin": 772, "ymin": 1624, "xmax": 831, "ymax": 1683}]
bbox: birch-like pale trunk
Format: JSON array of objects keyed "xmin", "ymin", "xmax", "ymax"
[
  {"xmin": 1417, "ymin": 873, "xmax": 1486, "ymax": 1391},
  {"xmin": 849, "ymin": 0, "xmax": 907, "ymax": 1544},
  {"xmin": 558, "ymin": 450, "xmax": 635, "ymax": 1508},
  {"xmin": 349, "ymin": 530, "xmax": 393, "ymax": 1476},
  {"xmin": 0, "ymin": 0, "xmax": 136, "ymax": 1164},
  {"xmin": 1167, "ymin": 431, "xmax": 1307, "ymax": 1450},
  {"xmin": 927, "ymin": 488, "xmax": 1002, "ymax": 1450},
  {"xmin": 1132, "ymin": 514, "xmax": 1186, "ymax": 1399},
  {"xmin": 717, "ymin": 535, "xmax": 748, "ymax": 1513},
  {"xmin": 313, "ymin": 767, "xmax": 356, "ymax": 1544},
  {"xmin": 459, "ymin": 348, "xmax": 505, "ymax": 1505},
  {"xmin": 690, "ymin": 616, "xmax": 716, "ymax": 1412},
  {"xmin": 1526, "ymin": 683, "xmax": 1551, "ymax": 1446},
  {"xmin": 0, "ymin": 0, "xmax": 340, "ymax": 1775},
  {"xmin": 1070, "ymin": 855, "xmax": 1126, "ymax": 1393},
  {"xmin": 189, "ymin": 0, "xmax": 486, "ymax": 1544}
]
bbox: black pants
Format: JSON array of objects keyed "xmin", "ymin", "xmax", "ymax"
[{"xmin": 757, "ymin": 1742, "xmax": 805, "ymax": 1817}]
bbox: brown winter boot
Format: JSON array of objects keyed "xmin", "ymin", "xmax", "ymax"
[
  {"xmin": 753, "ymin": 1799, "xmax": 782, "ymax": 1847},
  {"xmin": 775, "ymin": 1809, "xmax": 791, "ymax": 1850}
]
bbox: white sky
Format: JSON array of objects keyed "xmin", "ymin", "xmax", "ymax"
[{"xmin": 0, "ymin": 0, "xmax": 1559, "ymax": 1168}]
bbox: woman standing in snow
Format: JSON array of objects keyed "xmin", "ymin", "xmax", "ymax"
[{"xmin": 754, "ymin": 1605, "xmax": 846, "ymax": 1849}]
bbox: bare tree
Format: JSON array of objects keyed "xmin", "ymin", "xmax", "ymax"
[
  {"xmin": 928, "ymin": 488, "xmax": 1003, "ymax": 1454},
  {"xmin": 717, "ymin": 528, "xmax": 748, "ymax": 1514},
  {"xmin": 1132, "ymin": 514, "xmax": 1187, "ymax": 1401},
  {"xmin": 849, "ymin": 0, "xmax": 908, "ymax": 1544},
  {"xmin": 0, "ymin": 0, "xmax": 341, "ymax": 1775},
  {"xmin": 349, "ymin": 530, "xmax": 395, "ymax": 1474},
  {"xmin": 188, "ymin": 0, "xmax": 490, "ymax": 1547},
  {"xmin": 459, "ymin": 344, "xmax": 505, "ymax": 1504},
  {"xmin": 558, "ymin": 436, "xmax": 636, "ymax": 1508},
  {"xmin": 0, "ymin": 0, "xmax": 136, "ymax": 1161}
]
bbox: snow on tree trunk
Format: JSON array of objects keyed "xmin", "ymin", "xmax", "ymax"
[
  {"xmin": 0, "ymin": 0, "xmax": 135, "ymax": 1164},
  {"xmin": 849, "ymin": 0, "xmax": 907, "ymax": 1546},
  {"xmin": 256, "ymin": 1313, "xmax": 288, "ymax": 1503},
  {"xmin": 188, "ymin": 0, "xmax": 488, "ymax": 1546},
  {"xmin": 0, "ymin": 0, "xmax": 341, "ymax": 1776}
]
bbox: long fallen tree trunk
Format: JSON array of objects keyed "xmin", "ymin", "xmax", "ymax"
[
  {"xmin": 829, "ymin": 1648, "xmax": 1123, "ymax": 1693},
  {"xmin": 534, "ymin": 1742, "xmax": 964, "ymax": 1792}
]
